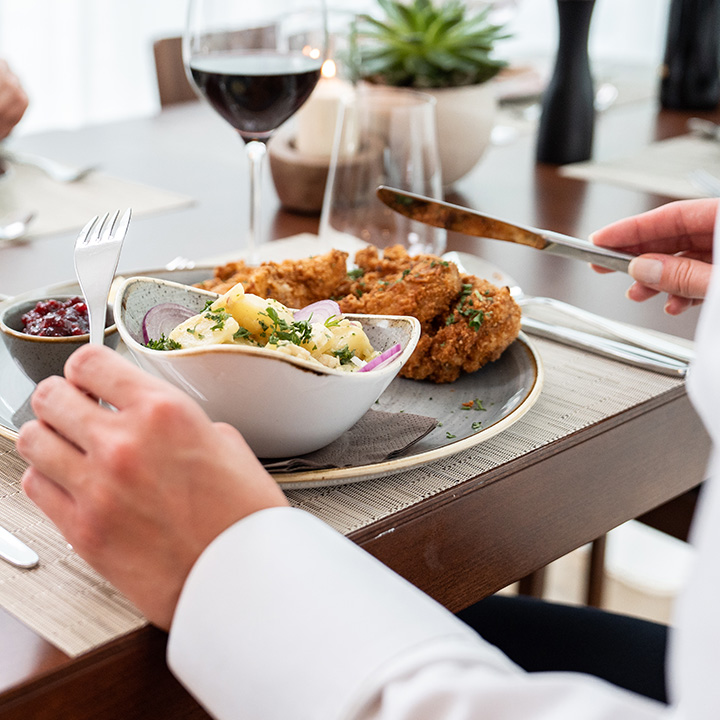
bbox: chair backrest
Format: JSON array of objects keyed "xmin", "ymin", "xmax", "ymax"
[
  {"xmin": 153, "ymin": 37, "xmax": 197, "ymax": 108},
  {"xmin": 153, "ymin": 27, "xmax": 280, "ymax": 108}
]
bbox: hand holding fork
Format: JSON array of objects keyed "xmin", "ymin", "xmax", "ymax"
[
  {"xmin": 0, "ymin": 210, "xmax": 131, "ymax": 570},
  {"xmin": 74, "ymin": 209, "xmax": 131, "ymax": 347}
]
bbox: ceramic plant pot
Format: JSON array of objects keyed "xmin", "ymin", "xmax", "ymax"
[{"xmin": 423, "ymin": 82, "xmax": 498, "ymax": 187}]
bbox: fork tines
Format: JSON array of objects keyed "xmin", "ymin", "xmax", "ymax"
[{"xmin": 75, "ymin": 209, "xmax": 132, "ymax": 248}]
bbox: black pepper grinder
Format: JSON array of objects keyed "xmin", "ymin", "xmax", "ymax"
[
  {"xmin": 660, "ymin": 0, "xmax": 720, "ymax": 110},
  {"xmin": 536, "ymin": 0, "xmax": 596, "ymax": 165}
]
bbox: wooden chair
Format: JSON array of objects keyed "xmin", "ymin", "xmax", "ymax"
[
  {"xmin": 153, "ymin": 37, "xmax": 198, "ymax": 108},
  {"xmin": 584, "ymin": 485, "xmax": 702, "ymax": 606},
  {"xmin": 153, "ymin": 27, "xmax": 279, "ymax": 108}
]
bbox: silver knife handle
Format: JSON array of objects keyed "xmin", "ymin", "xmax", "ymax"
[
  {"xmin": 521, "ymin": 296, "xmax": 695, "ymax": 363},
  {"xmin": 522, "ymin": 316, "xmax": 689, "ymax": 377},
  {"xmin": 0, "ymin": 525, "xmax": 39, "ymax": 568},
  {"xmin": 544, "ymin": 235, "xmax": 633, "ymax": 273}
]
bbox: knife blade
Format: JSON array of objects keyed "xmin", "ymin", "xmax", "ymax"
[
  {"xmin": 0, "ymin": 525, "xmax": 39, "ymax": 569},
  {"xmin": 376, "ymin": 186, "xmax": 634, "ymax": 273}
]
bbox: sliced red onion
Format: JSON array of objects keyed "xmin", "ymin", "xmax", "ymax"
[
  {"xmin": 357, "ymin": 343, "xmax": 403, "ymax": 372},
  {"xmin": 142, "ymin": 303, "xmax": 195, "ymax": 344},
  {"xmin": 293, "ymin": 299, "xmax": 341, "ymax": 323}
]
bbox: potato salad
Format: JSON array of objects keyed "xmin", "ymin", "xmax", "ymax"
[{"xmin": 160, "ymin": 282, "xmax": 378, "ymax": 371}]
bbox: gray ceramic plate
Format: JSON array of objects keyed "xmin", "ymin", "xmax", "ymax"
[{"xmin": 0, "ymin": 262, "xmax": 543, "ymax": 489}]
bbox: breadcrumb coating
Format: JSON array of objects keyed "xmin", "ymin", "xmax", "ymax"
[{"xmin": 196, "ymin": 245, "xmax": 521, "ymax": 383}]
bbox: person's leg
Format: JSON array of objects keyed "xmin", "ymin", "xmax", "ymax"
[{"xmin": 457, "ymin": 594, "xmax": 668, "ymax": 703}]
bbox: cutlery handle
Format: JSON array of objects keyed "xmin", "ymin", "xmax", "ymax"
[
  {"xmin": 0, "ymin": 525, "xmax": 39, "ymax": 568},
  {"xmin": 520, "ymin": 296, "xmax": 695, "ymax": 363},
  {"xmin": 522, "ymin": 317, "xmax": 689, "ymax": 377}
]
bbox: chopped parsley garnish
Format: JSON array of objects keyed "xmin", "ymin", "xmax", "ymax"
[
  {"xmin": 233, "ymin": 326, "xmax": 252, "ymax": 340},
  {"xmin": 332, "ymin": 344, "xmax": 356, "ymax": 365},
  {"xmin": 347, "ymin": 268, "xmax": 364, "ymax": 279},
  {"xmin": 448, "ymin": 283, "xmax": 491, "ymax": 332},
  {"xmin": 469, "ymin": 311, "xmax": 485, "ymax": 330},
  {"xmin": 203, "ymin": 308, "xmax": 231, "ymax": 331},
  {"xmin": 472, "ymin": 421, "xmax": 482, "ymax": 431},
  {"xmin": 263, "ymin": 306, "xmax": 313, "ymax": 346},
  {"xmin": 146, "ymin": 334, "xmax": 182, "ymax": 351},
  {"xmin": 446, "ymin": 431, "xmax": 456, "ymax": 439}
]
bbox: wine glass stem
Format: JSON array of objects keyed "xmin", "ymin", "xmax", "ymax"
[{"xmin": 245, "ymin": 139, "xmax": 267, "ymax": 264}]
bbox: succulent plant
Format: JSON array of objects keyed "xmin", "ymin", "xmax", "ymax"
[{"xmin": 353, "ymin": 0, "xmax": 509, "ymax": 89}]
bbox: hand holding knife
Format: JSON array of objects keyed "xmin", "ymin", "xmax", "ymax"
[{"xmin": 376, "ymin": 186, "xmax": 634, "ymax": 273}]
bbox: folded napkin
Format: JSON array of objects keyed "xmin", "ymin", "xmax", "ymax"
[
  {"xmin": 0, "ymin": 164, "xmax": 193, "ymax": 239},
  {"xmin": 262, "ymin": 409, "xmax": 437, "ymax": 473},
  {"xmin": 560, "ymin": 134, "xmax": 720, "ymax": 199}
]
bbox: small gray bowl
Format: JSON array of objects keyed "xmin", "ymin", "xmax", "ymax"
[{"xmin": 0, "ymin": 294, "xmax": 119, "ymax": 384}]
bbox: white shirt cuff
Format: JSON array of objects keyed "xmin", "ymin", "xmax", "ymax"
[{"xmin": 167, "ymin": 507, "xmax": 515, "ymax": 720}]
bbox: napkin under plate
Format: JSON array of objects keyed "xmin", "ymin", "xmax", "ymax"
[{"xmin": 262, "ymin": 409, "xmax": 437, "ymax": 472}]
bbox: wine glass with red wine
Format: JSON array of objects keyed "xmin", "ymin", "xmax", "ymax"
[{"xmin": 184, "ymin": 0, "xmax": 327, "ymax": 260}]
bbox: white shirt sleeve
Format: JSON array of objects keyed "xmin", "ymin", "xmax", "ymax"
[{"xmin": 168, "ymin": 507, "xmax": 667, "ymax": 720}]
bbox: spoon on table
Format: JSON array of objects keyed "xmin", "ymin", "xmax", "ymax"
[
  {"xmin": 0, "ymin": 211, "xmax": 36, "ymax": 242},
  {"xmin": 0, "ymin": 149, "xmax": 96, "ymax": 183}
]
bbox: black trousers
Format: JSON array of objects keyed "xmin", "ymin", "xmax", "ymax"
[{"xmin": 457, "ymin": 594, "xmax": 668, "ymax": 704}]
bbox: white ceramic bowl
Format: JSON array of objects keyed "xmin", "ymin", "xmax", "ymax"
[{"xmin": 114, "ymin": 276, "xmax": 421, "ymax": 458}]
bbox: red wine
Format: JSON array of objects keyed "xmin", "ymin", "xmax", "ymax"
[{"xmin": 190, "ymin": 52, "xmax": 322, "ymax": 141}]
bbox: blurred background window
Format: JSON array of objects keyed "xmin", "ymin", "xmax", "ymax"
[{"xmin": 0, "ymin": 0, "xmax": 671, "ymax": 136}]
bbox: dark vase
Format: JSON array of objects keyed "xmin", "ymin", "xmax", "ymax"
[
  {"xmin": 660, "ymin": 0, "xmax": 720, "ymax": 110},
  {"xmin": 536, "ymin": 0, "xmax": 596, "ymax": 165}
]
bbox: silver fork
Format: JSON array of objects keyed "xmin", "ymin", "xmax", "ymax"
[
  {"xmin": 510, "ymin": 288, "xmax": 695, "ymax": 363},
  {"xmin": 74, "ymin": 209, "xmax": 132, "ymax": 346}
]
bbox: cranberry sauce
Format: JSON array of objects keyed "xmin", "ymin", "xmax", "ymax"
[{"xmin": 21, "ymin": 297, "xmax": 90, "ymax": 337}]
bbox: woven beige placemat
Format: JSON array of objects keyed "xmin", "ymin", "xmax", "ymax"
[{"xmin": 0, "ymin": 338, "xmax": 683, "ymax": 657}]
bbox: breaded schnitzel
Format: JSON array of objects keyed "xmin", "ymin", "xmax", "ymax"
[
  {"xmin": 195, "ymin": 248, "xmax": 350, "ymax": 309},
  {"xmin": 337, "ymin": 246, "xmax": 520, "ymax": 382},
  {"xmin": 196, "ymin": 245, "xmax": 521, "ymax": 383}
]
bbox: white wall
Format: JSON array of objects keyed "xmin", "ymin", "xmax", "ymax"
[
  {"xmin": 0, "ymin": 0, "xmax": 671, "ymax": 136},
  {"xmin": 498, "ymin": 0, "xmax": 670, "ymax": 67},
  {"xmin": 0, "ymin": 0, "xmax": 186, "ymax": 134}
]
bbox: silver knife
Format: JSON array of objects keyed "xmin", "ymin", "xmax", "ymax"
[
  {"xmin": 0, "ymin": 525, "xmax": 39, "ymax": 569},
  {"xmin": 522, "ymin": 316, "xmax": 689, "ymax": 377},
  {"xmin": 376, "ymin": 186, "xmax": 634, "ymax": 273}
]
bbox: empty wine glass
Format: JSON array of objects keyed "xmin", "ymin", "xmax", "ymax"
[{"xmin": 184, "ymin": 0, "xmax": 327, "ymax": 260}]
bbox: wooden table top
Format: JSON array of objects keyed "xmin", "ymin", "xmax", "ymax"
[{"xmin": 0, "ymin": 91, "xmax": 714, "ymax": 719}]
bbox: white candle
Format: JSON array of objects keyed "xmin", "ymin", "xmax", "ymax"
[{"xmin": 296, "ymin": 60, "xmax": 357, "ymax": 159}]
